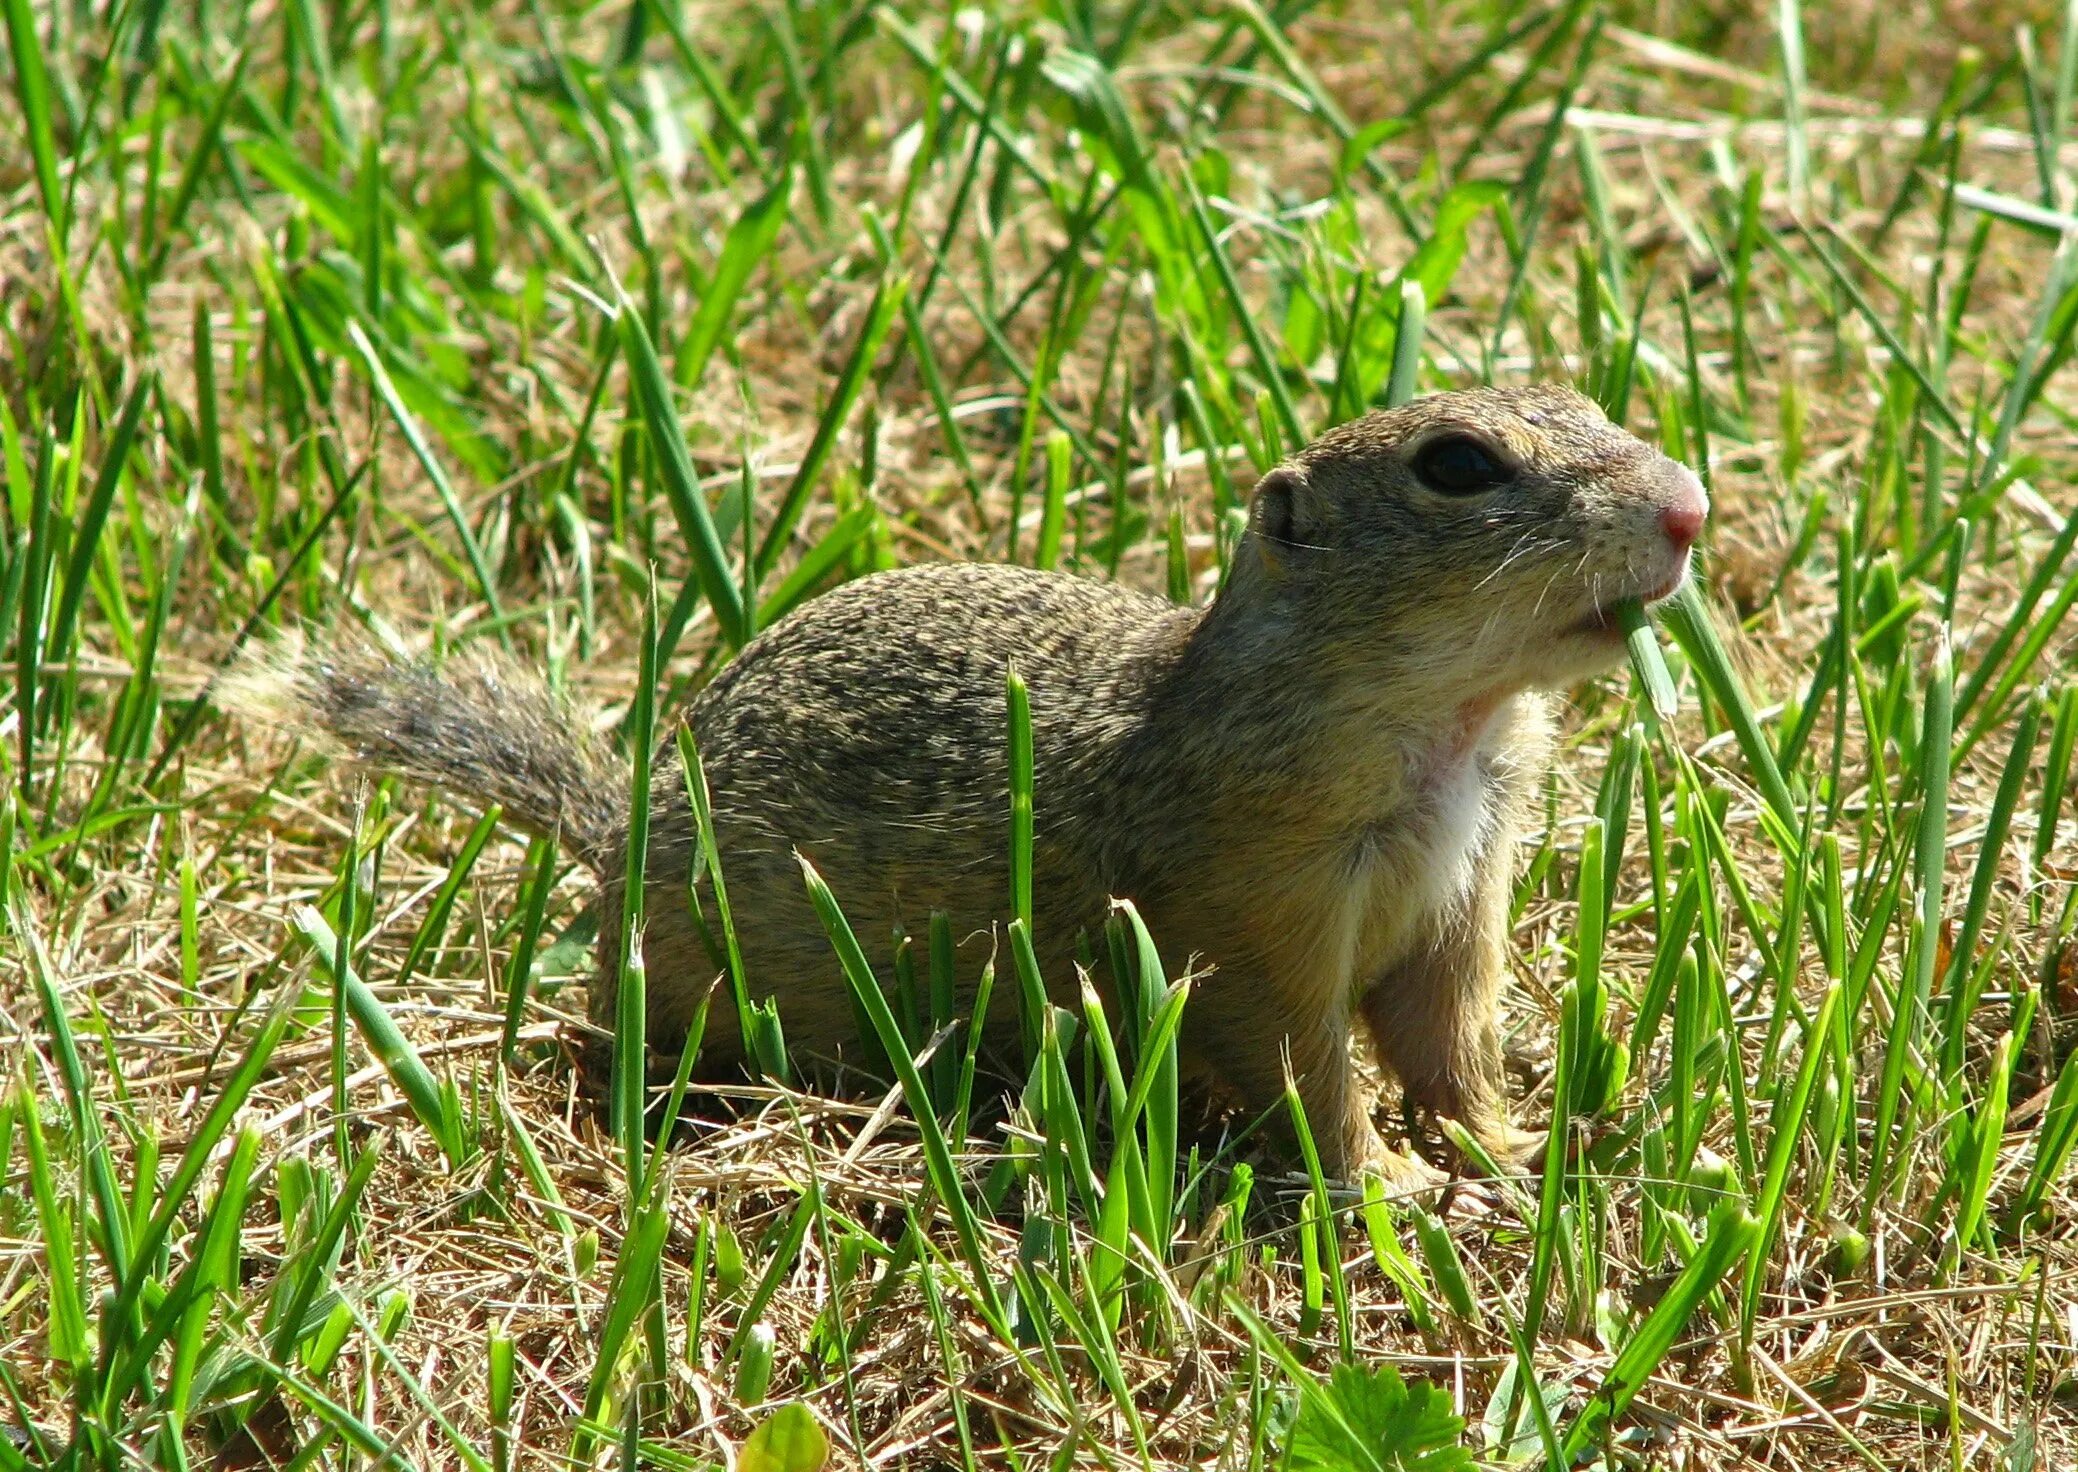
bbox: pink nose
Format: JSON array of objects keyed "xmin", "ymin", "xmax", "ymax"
[{"xmin": 1660, "ymin": 480, "xmax": 1707, "ymax": 551}]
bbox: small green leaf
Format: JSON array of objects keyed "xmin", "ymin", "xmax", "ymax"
[
  {"xmin": 741, "ymin": 1402, "xmax": 829, "ymax": 1472},
  {"xmin": 1283, "ymin": 1362, "xmax": 1471, "ymax": 1472}
]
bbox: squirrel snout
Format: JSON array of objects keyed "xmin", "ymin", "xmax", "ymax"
[{"xmin": 1657, "ymin": 474, "xmax": 1708, "ymax": 552}]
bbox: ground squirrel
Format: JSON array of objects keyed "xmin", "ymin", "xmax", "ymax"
[{"xmin": 231, "ymin": 385, "xmax": 1707, "ymax": 1183}]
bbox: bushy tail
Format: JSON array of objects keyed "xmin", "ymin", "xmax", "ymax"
[{"xmin": 223, "ymin": 635, "xmax": 629, "ymax": 869}]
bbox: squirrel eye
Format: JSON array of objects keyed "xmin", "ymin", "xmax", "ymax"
[{"xmin": 1412, "ymin": 434, "xmax": 1513, "ymax": 495}]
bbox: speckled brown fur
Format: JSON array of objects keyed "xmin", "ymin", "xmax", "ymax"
[{"xmin": 230, "ymin": 386, "xmax": 1707, "ymax": 1183}]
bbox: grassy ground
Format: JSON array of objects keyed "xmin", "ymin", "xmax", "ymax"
[{"xmin": 3, "ymin": 0, "xmax": 2077, "ymax": 1467}]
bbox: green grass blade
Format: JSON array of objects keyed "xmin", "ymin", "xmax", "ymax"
[
  {"xmin": 675, "ymin": 169, "xmax": 793, "ymax": 391},
  {"xmin": 1661, "ymin": 580, "xmax": 1798, "ymax": 834},
  {"xmin": 47, "ymin": 373, "xmax": 154, "ymax": 678},
  {"xmin": 393, "ymin": 803, "xmax": 502, "ymax": 991},
  {"xmin": 15, "ymin": 900, "xmax": 132, "ymax": 1280},
  {"xmin": 1740, "ymin": 982, "xmax": 1839, "ymax": 1356},
  {"xmin": 757, "ymin": 274, "xmax": 904, "ymax": 580},
  {"xmin": 1866, "ymin": 631, "xmax": 1954, "ymax": 1211},
  {"xmin": 800, "ymin": 856, "xmax": 1012, "ymax": 1335},
  {"xmin": 293, "ymin": 906, "xmax": 467, "ymax": 1167},
  {"xmin": 1562, "ymin": 1203, "xmax": 1758, "ymax": 1461},
  {"xmin": 2, "ymin": 0, "xmax": 66, "ymax": 243},
  {"xmin": 343, "ymin": 322, "xmax": 508, "ymax": 643},
  {"xmin": 612, "ymin": 283, "xmax": 749, "ymax": 649},
  {"xmin": 676, "ymin": 725, "xmax": 759, "ymax": 1077}
]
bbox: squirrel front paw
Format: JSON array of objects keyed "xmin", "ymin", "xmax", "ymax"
[
  {"xmin": 1466, "ymin": 1121, "xmax": 1546, "ymax": 1172},
  {"xmin": 1342, "ymin": 1121, "xmax": 1450, "ymax": 1197}
]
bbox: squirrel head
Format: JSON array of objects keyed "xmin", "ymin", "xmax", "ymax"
[{"xmin": 1229, "ymin": 384, "xmax": 1708, "ymax": 701}]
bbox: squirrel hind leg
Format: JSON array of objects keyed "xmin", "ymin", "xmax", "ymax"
[
  {"xmin": 1191, "ymin": 999, "xmax": 1413, "ymax": 1184},
  {"xmin": 1357, "ymin": 953, "xmax": 1522, "ymax": 1161}
]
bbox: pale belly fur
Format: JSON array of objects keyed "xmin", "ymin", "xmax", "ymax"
[{"xmin": 1342, "ymin": 732, "xmax": 1502, "ymax": 999}]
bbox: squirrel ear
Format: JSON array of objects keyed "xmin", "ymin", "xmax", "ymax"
[{"xmin": 1248, "ymin": 466, "xmax": 1305, "ymax": 573}]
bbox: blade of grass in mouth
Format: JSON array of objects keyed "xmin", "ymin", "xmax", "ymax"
[{"xmin": 1617, "ymin": 597, "xmax": 1679, "ymax": 720}]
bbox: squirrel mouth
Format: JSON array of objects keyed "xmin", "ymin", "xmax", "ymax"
[{"xmin": 1573, "ymin": 566, "xmax": 1689, "ymax": 638}]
